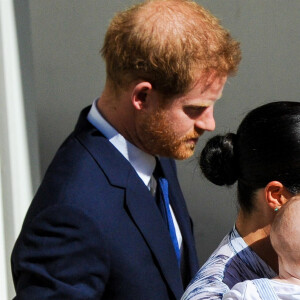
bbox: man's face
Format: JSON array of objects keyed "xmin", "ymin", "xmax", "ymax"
[{"xmin": 136, "ymin": 75, "xmax": 227, "ymax": 159}]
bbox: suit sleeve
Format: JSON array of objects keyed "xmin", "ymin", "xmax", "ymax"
[{"xmin": 11, "ymin": 205, "xmax": 110, "ymax": 299}]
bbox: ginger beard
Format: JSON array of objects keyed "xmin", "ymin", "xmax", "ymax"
[{"xmin": 137, "ymin": 107, "xmax": 201, "ymax": 160}]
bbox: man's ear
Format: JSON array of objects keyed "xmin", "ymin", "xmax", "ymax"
[
  {"xmin": 131, "ymin": 82, "xmax": 153, "ymax": 110},
  {"xmin": 265, "ymin": 181, "xmax": 290, "ymax": 211}
]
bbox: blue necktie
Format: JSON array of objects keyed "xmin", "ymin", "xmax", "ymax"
[{"xmin": 154, "ymin": 162, "xmax": 181, "ymax": 267}]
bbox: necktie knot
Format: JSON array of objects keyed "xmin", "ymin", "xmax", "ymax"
[{"xmin": 150, "ymin": 158, "xmax": 163, "ymax": 196}]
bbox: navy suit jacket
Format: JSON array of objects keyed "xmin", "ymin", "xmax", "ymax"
[{"xmin": 11, "ymin": 107, "xmax": 199, "ymax": 299}]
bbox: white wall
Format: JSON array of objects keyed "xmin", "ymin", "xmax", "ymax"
[{"xmin": 0, "ymin": 1, "xmax": 39, "ymax": 298}]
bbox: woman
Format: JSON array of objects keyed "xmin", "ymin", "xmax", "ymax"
[{"xmin": 182, "ymin": 101, "xmax": 300, "ymax": 300}]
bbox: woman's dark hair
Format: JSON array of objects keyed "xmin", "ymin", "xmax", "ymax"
[{"xmin": 200, "ymin": 101, "xmax": 300, "ymax": 213}]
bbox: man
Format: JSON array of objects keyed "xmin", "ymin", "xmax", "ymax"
[{"xmin": 11, "ymin": 0, "xmax": 241, "ymax": 299}]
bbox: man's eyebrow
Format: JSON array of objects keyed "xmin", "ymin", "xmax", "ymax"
[{"xmin": 184, "ymin": 99, "xmax": 219, "ymax": 107}]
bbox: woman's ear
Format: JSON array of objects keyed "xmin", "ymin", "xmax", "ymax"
[
  {"xmin": 131, "ymin": 82, "xmax": 153, "ymax": 110},
  {"xmin": 265, "ymin": 181, "xmax": 290, "ymax": 211}
]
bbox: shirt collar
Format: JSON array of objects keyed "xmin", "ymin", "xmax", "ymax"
[
  {"xmin": 87, "ymin": 99, "xmax": 156, "ymax": 189},
  {"xmin": 230, "ymin": 225, "xmax": 249, "ymax": 254}
]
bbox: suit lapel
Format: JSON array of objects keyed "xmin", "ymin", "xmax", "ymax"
[{"xmin": 125, "ymin": 171, "xmax": 183, "ymax": 298}]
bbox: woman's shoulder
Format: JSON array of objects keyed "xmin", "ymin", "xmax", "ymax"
[
  {"xmin": 197, "ymin": 234, "xmax": 235, "ymax": 279},
  {"xmin": 181, "ymin": 231, "xmax": 234, "ymax": 300}
]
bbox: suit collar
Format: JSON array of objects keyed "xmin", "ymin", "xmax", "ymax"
[{"xmin": 87, "ymin": 101, "xmax": 156, "ymax": 188}]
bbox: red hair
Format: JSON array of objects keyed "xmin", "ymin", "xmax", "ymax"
[{"xmin": 101, "ymin": 0, "xmax": 241, "ymax": 96}]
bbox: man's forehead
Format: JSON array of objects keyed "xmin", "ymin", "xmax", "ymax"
[
  {"xmin": 186, "ymin": 69, "xmax": 226, "ymax": 92},
  {"xmin": 187, "ymin": 74, "xmax": 226, "ymax": 96}
]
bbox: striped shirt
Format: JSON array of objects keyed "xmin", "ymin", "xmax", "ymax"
[{"xmin": 181, "ymin": 227, "xmax": 277, "ymax": 300}]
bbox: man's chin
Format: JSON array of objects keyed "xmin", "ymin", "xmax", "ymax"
[
  {"xmin": 164, "ymin": 147, "xmax": 196, "ymax": 160},
  {"xmin": 173, "ymin": 152, "xmax": 195, "ymax": 160}
]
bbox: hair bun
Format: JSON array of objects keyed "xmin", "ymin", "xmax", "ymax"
[{"xmin": 199, "ymin": 133, "xmax": 238, "ymax": 186}]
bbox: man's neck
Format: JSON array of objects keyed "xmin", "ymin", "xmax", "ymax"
[{"xmin": 97, "ymin": 82, "xmax": 134, "ymax": 143}]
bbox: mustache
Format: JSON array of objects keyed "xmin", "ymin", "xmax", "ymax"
[{"xmin": 183, "ymin": 130, "xmax": 204, "ymax": 140}]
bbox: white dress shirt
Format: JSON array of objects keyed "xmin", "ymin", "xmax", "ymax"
[{"xmin": 87, "ymin": 99, "xmax": 182, "ymax": 249}]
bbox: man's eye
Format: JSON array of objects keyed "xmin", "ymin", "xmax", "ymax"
[{"xmin": 183, "ymin": 106, "xmax": 206, "ymax": 118}]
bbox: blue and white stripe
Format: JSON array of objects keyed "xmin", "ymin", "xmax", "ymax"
[{"xmin": 181, "ymin": 226, "xmax": 277, "ymax": 300}]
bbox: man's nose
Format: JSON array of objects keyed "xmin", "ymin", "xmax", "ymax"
[{"xmin": 194, "ymin": 106, "xmax": 216, "ymax": 132}]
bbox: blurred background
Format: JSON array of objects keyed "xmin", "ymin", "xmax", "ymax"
[{"xmin": 1, "ymin": 0, "xmax": 299, "ymax": 298}]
